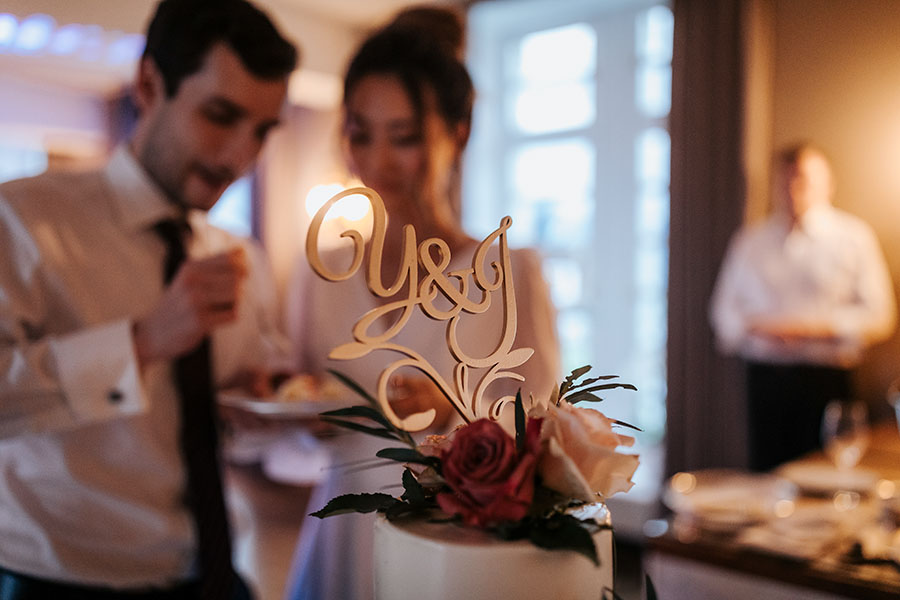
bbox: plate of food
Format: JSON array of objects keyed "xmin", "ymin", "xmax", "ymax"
[
  {"xmin": 218, "ymin": 374, "xmax": 349, "ymax": 418},
  {"xmin": 775, "ymin": 462, "xmax": 879, "ymax": 496},
  {"xmin": 663, "ymin": 469, "xmax": 798, "ymax": 532}
]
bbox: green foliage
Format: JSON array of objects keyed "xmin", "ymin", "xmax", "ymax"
[
  {"xmin": 514, "ymin": 390, "xmax": 526, "ymax": 453},
  {"xmin": 526, "ymin": 514, "xmax": 600, "ymax": 566},
  {"xmin": 558, "ymin": 365, "xmax": 638, "ymax": 406},
  {"xmin": 310, "ymin": 493, "xmax": 398, "ymax": 518},
  {"xmin": 376, "ymin": 448, "xmax": 440, "ymax": 469}
]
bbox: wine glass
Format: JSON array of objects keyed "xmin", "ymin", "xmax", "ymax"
[{"xmin": 821, "ymin": 399, "xmax": 870, "ymax": 511}]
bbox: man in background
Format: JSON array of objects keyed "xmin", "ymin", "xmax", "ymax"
[
  {"xmin": 710, "ymin": 142, "xmax": 896, "ymax": 472},
  {"xmin": 0, "ymin": 0, "xmax": 297, "ymax": 598}
]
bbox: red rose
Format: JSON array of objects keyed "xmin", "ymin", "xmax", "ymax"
[{"xmin": 436, "ymin": 418, "xmax": 542, "ymax": 527}]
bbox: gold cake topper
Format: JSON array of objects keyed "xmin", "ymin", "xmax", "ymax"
[{"xmin": 307, "ymin": 187, "xmax": 534, "ymax": 432}]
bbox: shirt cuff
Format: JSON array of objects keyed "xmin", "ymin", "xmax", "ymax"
[{"xmin": 49, "ymin": 320, "xmax": 148, "ymax": 422}]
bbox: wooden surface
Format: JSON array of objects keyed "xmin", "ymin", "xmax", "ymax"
[{"xmin": 646, "ymin": 421, "xmax": 900, "ymax": 599}]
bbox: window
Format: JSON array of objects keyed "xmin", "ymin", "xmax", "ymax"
[
  {"xmin": 0, "ymin": 144, "xmax": 47, "ymax": 183},
  {"xmin": 208, "ymin": 176, "xmax": 254, "ymax": 238},
  {"xmin": 465, "ymin": 1, "xmax": 673, "ymax": 444}
]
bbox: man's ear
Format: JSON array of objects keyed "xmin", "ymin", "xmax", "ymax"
[{"xmin": 134, "ymin": 56, "xmax": 166, "ymax": 114}]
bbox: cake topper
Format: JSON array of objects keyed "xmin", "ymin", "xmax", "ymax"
[{"xmin": 306, "ymin": 186, "xmax": 533, "ymax": 432}]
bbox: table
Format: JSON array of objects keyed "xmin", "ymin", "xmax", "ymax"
[{"xmin": 644, "ymin": 422, "xmax": 900, "ymax": 600}]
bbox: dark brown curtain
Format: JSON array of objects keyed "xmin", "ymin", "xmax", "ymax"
[{"xmin": 666, "ymin": 0, "xmax": 749, "ymax": 476}]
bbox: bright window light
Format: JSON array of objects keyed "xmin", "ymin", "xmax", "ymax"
[
  {"xmin": 14, "ymin": 14, "xmax": 54, "ymax": 54},
  {"xmin": 637, "ymin": 6, "xmax": 674, "ymax": 63},
  {"xmin": 0, "ymin": 14, "xmax": 17, "ymax": 49},
  {"xmin": 509, "ymin": 138, "xmax": 595, "ymax": 201},
  {"xmin": 208, "ymin": 177, "xmax": 252, "ymax": 237},
  {"xmin": 635, "ymin": 127, "xmax": 670, "ymax": 184},
  {"xmin": 515, "ymin": 23, "xmax": 596, "ymax": 84},
  {"xmin": 511, "ymin": 82, "xmax": 595, "ymax": 134},
  {"xmin": 636, "ymin": 65, "xmax": 671, "ymax": 118},
  {"xmin": 544, "ymin": 257, "xmax": 583, "ymax": 308}
]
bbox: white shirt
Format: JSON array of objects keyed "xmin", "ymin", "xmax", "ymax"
[
  {"xmin": 709, "ymin": 205, "xmax": 896, "ymax": 367},
  {"xmin": 0, "ymin": 146, "xmax": 290, "ymax": 588}
]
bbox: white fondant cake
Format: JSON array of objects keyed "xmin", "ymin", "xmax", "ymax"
[{"xmin": 374, "ymin": 506, "xmax": 614, "ymax": 600}]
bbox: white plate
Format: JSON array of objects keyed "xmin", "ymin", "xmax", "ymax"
[
  {"xmin": 217, "ymin": 390, "xmax": 352, "ymax": 418},
  {"xmin": 663, "ymin": 469, "xmax": 797, "ymax": 530},
  {"xmin": 775, "ymin": 462, "xmax": 878, "ymax": 496}
]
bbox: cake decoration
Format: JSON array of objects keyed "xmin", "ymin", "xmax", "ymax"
[{"xmin": 307, "ymin": 186, "xmax": 640, "ymax": 572}]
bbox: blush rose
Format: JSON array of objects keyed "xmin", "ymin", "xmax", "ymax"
[
  {"xmin": 437, "ymin": 418, "xmax": 542, "ymax": 527},
  {"xmin": 537, "ymin": 401, "xmax": 639, "ymax": 502}
]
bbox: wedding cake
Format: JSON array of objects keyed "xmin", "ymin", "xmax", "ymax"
[
  {"xmin": 373, "ymin": 506, "xmax": 614, "ymax": 600},
  {"xmin": 307, "ymin": 187, "xmax": 637, "ymax": 600}
]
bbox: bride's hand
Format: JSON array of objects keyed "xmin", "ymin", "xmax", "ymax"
[{"xmin": 388, "ymin": 375, "xmax": 456, "ymax": 433}]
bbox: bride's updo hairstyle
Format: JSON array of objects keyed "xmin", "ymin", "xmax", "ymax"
[{"xmin": 342, "ymin": 7, "xmax": 474, "ymax": 143}]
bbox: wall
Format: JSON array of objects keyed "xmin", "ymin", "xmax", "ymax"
[{"xmin": 768, "ymin": 0, "xmax": 900, "ymax": 412}]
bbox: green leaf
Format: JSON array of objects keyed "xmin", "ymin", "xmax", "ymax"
[
  {"xmin": 514, "ymin": 390, "xmax": 525, "ymax": 453},
  {"xmin": 319, "ymin": 416, "xmax": 402, "ymax": 441},
  {"xmin": 320, "ymin": 405, "xmax": 394, "ymax": 429},
  {"xmin": 559, "ymin": 365, "xmax": 592, "ymax": 397},
  {"xmin": 528, "ymin": 515, "xmax": 599, "ymax": 566},
  {"xmin": 384, "ymin": 501, "xmax": 419, "ymax": 520},
  {"xmin": 646, "ymin": 575, "xmax": 658, "ymax": 600},
  {"xmin": 564, "ymin": 391, "xmax": 605, "ymax": 405},
  {"xmin": 376, "ymin": 448, "xmax": 441, "ymax": 468},
  {"xmin": 310, "ymin": 493, "xmax": 397, "ymax": 518},
  {"xmin": 573, "ymin": 382, "xmax": 637, "ymax": 394},
  {"xmin": 611, "ymin": 418, "xmax": 643, "ymax": 432},
  {"xmin": 401, "ymin": 468, "xmax": 426, "ymax": 504},
  {"xmin": 568, "ymin": 374, "xmax": 622, "ymax": 390},
  {"xmin": 327, "ymin": 369, "xmax": 378, "ymax": 406}
]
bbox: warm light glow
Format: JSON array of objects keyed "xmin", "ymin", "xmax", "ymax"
[
  {"xmin": 774, "ymin": 499, "xmax": 794, "ymax": 518},
  {"xmin": 305, "ymin": 182, "xmax": 371, "ymax": 222},
  {"xmin": 670, "ymin": 472, "xmax": 696, "ymax": 495},
  {"xmin": 877, "ymin": 479, "xmax": 897, "ymax": 500},
  {"xmin": 833, "ymin": 490, "xmax": 860, "ymax": 512}
]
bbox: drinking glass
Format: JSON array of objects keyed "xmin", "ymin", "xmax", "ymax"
[
  {"xmin": 821, "ymin": 399, "xmax": 870, "ymax": 511},
  {"xmin": 821, "ymin": 399, "xmax": 870, "ymax": 471}
]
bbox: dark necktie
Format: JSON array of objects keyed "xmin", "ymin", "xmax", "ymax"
[{"xmin": 154, "ymin": 220, "xmax": 235, "ymax": 600}]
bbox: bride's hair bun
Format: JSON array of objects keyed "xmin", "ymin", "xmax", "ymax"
[{"xmin": 385, "ymin": 5, "xmax": 466, "ymax": 60}]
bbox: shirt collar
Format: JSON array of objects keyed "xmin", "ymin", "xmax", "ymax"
[
  {"xmin": 103, "ymin": 145, "xmax": 183, "ymax": 232},
  {"xmin": 771, "ymin": 203, "xmax": 834, "ymax": 238},
  {"xmin": 797, "ymin": 203, "xmax": 833, "ymax": 237}
]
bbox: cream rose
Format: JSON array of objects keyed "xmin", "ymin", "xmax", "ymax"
[{"xmin": 536, "ymin": 401, "xmax": 639, "ymax": 501}]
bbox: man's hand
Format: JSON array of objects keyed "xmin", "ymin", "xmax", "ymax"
[
  {"xmin": 133, "ymin": 248, "xmax": 247, "ymax": 365},
  {"xmin": 749, "ymin": 316, "xmax": 839, "ymax": 344}
]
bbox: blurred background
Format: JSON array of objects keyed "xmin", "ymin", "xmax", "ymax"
[{"xmin": 4, "ymin": 0, "xmax": 900, "ymax": 576}]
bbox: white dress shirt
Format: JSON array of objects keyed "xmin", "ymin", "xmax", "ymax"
[
  {"xmin": 0, "ymin": 146, "xmax": 290, "ymax": 588},
  {"xmin": 709, "ymin": 205, "xmax": 896, "ymax": 367}
]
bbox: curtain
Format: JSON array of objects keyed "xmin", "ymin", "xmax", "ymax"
[{"xmin": 665, "ymin": 0, "xmax": 749, "ymax": 476}]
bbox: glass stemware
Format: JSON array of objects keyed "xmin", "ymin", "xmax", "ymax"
[
  {"xmin": 821, "ymin": 399, "xmax": 870, "ymax": 511},
  {"xmin": 821, "ymin": 399, "xmax": 870, "ymax": 470}
]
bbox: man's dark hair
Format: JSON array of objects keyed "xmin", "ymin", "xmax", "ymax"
[{"xmin": 143, "ymin": 0, "xmax": 298, "ymax": 97}]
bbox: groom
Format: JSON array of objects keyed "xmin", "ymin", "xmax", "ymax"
[{"xmin": 0, "ymin": 0, "xmax": 297, "ymax": 598}]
